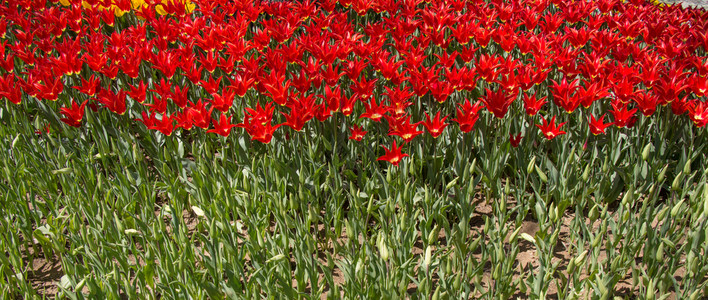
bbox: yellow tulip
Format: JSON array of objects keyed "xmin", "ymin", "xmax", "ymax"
[
  {"xmin": 131, "ymin": 0, "xmax": 146, "ymax": 9},
  {"xmin": 156, "ymin": 0, "xmax": 195, "ymax": 15},
  {"xmin": 61, "ymin": 0, "xmax": 192, "ymax": 16}
]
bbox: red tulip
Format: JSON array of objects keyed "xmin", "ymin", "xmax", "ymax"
[
  {"xmin": 359, "ymin": 96, "xmax": 389, "ymax": 122},
  {"xmin": 149, "ymin": 114, "xmax": 175, "ymax": 136},
  {"xmin": 59, "ymin": 99, "xmax": 88, "ymax": 128},
  {"xmin": 0, "ymin": 75, "xmax": 22, "ymax": 105},
  {"xmin": 199, "ymin": 77, "xmax": 222, "ymax": 95},
  {"xmin": 387, "ymin": 115, "xmax": 423, "ymax": 143},
  {"xmin": 522, "ymin": 93, "xmax": 547, "ymax": 116},
  {"xmin": 536, "ymin": 115, "xmax": 567, "ymax": 140},
  {"xmin": 208, "ymin": 114, "xmax": 237, "ymax": 137},
  {"xmin": 421, "ymin": 112, "xmax": 449, "ymax": 138},
  {"xmin": 588, "ymin": 114, "xmax": 613, "ymax": 135},
  {"xmin": 688, "ymin": 101, "xmax": 708, "ymax": 128},
  {"xmin": 185, "ymin": 99, "xmax": 214, "ymax": 129},
  {"xmin": 633, "ymin": 90, "xmax": 659, "ymax": 116},
  {"xmin": 349, "ymin": 124, "xmax": 367, "ymax": 141},
  {"xmin": 170, "ymin": 84, "xmax": 190, "ymax": 109},
  {"xmin": 237, "ymin": 103, "xmax": 281, "ymax": 144},
  {"xmin": 97, "ymin": 89, "xmax": 126, "ymax": 115},
  {"xmin": 452, "ymin": 99, "xmax": 484, "ymax": 133},
  {"xmin": 377, "ymin": 140, "xmax": 409, "ymax": 166},
  {"xmin": 610, "ymin": 102, "xmax": 637, "ymax": 128},
  {"xmin": 509, "ymin": 132, "xmax": 522, "ymax": 148},
  {"xmin": 36, "ymin": 75, "xmax": 64, "ymax": 101},
  {"xmin": 481, "ymin": 88, "xmax": 515, "ymax": 119},
  {"xmin": 550, "ymin": 77, "xmax": 580, "ymax": 113},
  {"xmin": 211, "ymin": 89, "xmax": 236, "ymax": 113},
  {"xmin": 281, "ymin": 93, "xmax": 316, "ymax": 132},
  {"xmin": 127, "ymin": 81, "xmax": 147, "ymax": 103}
]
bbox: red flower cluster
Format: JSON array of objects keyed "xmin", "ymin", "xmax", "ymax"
[{"xmin": 1, "ymin": 0, "xmax": 707, "ymax": 166}]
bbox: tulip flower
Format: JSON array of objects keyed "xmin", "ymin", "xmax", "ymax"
[
  {"xmin": 378, "ymin": 140, "xmax": 409, "ymax": 166},
  {"xmin": 536, "ymin": 116, "xmax": 567, "ymax": 140}
]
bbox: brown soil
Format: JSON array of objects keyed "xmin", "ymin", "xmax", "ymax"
[{"xmin": 27, "ymin": 194, "xmax": 695, "ymax": 299}]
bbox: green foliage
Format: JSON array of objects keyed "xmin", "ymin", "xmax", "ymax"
[{"xmin": 1, "ymin": 96, "xmax": 707, "ymax": 299}]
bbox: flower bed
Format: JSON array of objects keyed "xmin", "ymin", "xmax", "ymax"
[{"xmin": 1, "ymin": 0, "xmax": 707, "ymax": 298}]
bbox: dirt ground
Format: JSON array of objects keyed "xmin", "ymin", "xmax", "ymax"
[{"xmin": 26, "ymin": 196, "xmax": 685, "ymax": 299}]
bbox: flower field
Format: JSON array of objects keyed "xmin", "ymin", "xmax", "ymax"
[{"xmin": 1, "ymin": 0, "xmax": 708, "ymax": 298}]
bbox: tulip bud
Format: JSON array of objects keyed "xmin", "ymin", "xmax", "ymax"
[
  {"xmin": 423, "ymin": 246, "xmax": 432, "ymax": 271},
  {"xmin": 566, "ymin": 256, "xmax": 576, "ymax": 274},
  {"xmin": 378, "ymin": 234, "xmax": 389, "ymax": 261},
  {"xmin": 289, "ymin": 194, "xmax": 296, "ymax": 210},
  {"xmin": 589, "ymin": 204, "xmax": 599, "ymax": 222},
  {"xmin": 428, "ymin": 225, "xmax": 439, "ymax": 245},
  {"xmin": 657, "ymin": 164, "xmax": 668, "ymax": 182},
  {"xmin": 445, "ymin": 177, "xmax": 459, "ymax": 190},
  {"xmin": 671, "ymin": 171, "xmax": 683, "ymax": 191},
  {"xmin": 686, "ymin": 251, "xmax": 697, "ymax": 276},
  {"xmin": 508, "ymin": 226, "xmax": 522, "ymax": 243},
  {"xmin": 124, "ymin": 229, "xmax": 141, "ymax": 236},
  {"xmin": 470, "ymin": 236, "xmax": 482, "ymax": 252},
  {"xmin": 243, "ymin": 176, "xmax": 250, "ymax": 193},
  {"xmin": 500, "ymin": 196, "xmax": 507, "ymax": 214},
  {"xmin": 582, "ymin": 163, "xmax": 591, "ymax": 182},
  {"xmin": 366, "ymin": 195, "xmax": 374, "ymax": 214},
  {"xmin": 466, "ymin": 256, "xmax": 475, "ymax": 278},
  {"xmin": 576, "ymin": 250, "xmax": 588, "ymax": 266},
  {"xmin": 418, "ymin": 277, "xmax": 428, "ymax": 294},
  {"xmin": 656, "ymin": 206, "xmax": 669, "ymax": 223},
  {"xmin": 424, "ymin": 188, "xmax": 431, "ymax": 205},
  {"xmin": 520, "ymin": 233, "xmax": 535, "ymax": 244},
  {"xmin": 684, "ymin": 158, "xmax": 692, "ymax": 174},
  {"xmin": 527, "ymin": 157, "xmax": 536, "ymax": 174},
  {"xmin": 266, "ymin": 254, "xmax": 286, "ymax": 264},
  {"xmin": 133, "ymin": 142, "xmax": 140, "ymax": 163},
  {"xmin": 671, "ymin": 199, "xmax": 685, "ymax": 218},
  {"xmin": 308, "ymin": 207, "xmax": 316, "ymax": 224},
  {"xmin": 191, "ymin": 206, "xmax": 205, "ymax": 219},
  {"xmin": 484, "ymin": 217, "xmax": 492, "ymax": 235},
  {"xmin": 642, "ymin": 143, "xmax": 652, "ymax": 161},
  {"xmin": 432, "ymin": 285, "xmax": 440, "ymax": 300},
  {"xmin": 655, "ymin": 243, "xmax": 664, "ymax": 263},
  {"xmin": 536, "ymin": 165, "xmax": 548, "ymax": 183},
  {"xmin": 592, "ymin": 233, "xmax": 602, "ymax": 248},
  {"xmin": 646, "ymin": 279, "xmax": 655, "ymax": 300}
]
